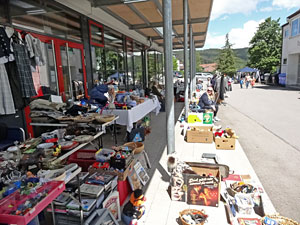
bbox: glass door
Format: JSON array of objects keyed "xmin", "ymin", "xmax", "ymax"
[{"xmin": 56, "ymin": 41, "xmax": 88, "ymax": 101}]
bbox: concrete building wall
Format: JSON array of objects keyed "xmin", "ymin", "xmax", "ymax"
[
  {"xmin": 281, "ymin": 12, "xmax": 300, "ymax": 86},
  {"xmin": 286, "ymin": 54, "xmax": 299, "ymax": 85}
]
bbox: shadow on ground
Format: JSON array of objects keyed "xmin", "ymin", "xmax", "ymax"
[{"xmin": 254, "ymin": 84, "xmax": 300, "ymax": 91}]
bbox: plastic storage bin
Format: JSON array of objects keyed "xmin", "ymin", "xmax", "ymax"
[
  {"xmin": 68, "ymin": 149, "xmax": 97, "ymax": 172},
  {"xmin": 0, "ymin": 181, "xmax": 65, "ymax": 225}
]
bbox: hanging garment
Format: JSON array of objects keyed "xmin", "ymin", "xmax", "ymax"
[
  {"xmin": 12, "ymin": 42, "xmax": 37, "ymax": 97},
  {"xmin": 25, "ymin": 33, "xmax": 45, "ymax": 66},
  {"xmin": 0, "ymin": 27, "xmax": 14, "ymax": 64},
  {"xmin": 32, "ymin": 66, "xmax": 41, "ymax": 93},
  {"xmin": 0, "ymin": 64, "xmax": 16, "ymax": 115},
  {"xmin": 5, "ymin": 61, "xmax": 26, "ymax": 109}
]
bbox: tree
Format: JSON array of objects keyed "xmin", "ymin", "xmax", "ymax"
[
  {"xmin": 248, "ymin": 17, "xmax": 281, "ymax": 73},
  {"xmin": 195, "ymin": 51, "xmax": 203, "ymax": 72},
  {"xmin": 216, "ymin": 34, "xmax": 237, "ymax": 76},
  {"xmin": 172, "ymin": 55, "xmax": 178, "ymax": 71}
]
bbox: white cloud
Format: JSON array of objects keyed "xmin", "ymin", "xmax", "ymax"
[
  {"xmin": 272, "ymin": 0, "xmax": 300, "ymax": 9},
  {"xmin": 220, "ymin": 15, "xmax": 229, "ymax": 21},
  {"xmin": 204, "ymin": 20, "xmax": 263, "ymax": 49},
  {"xmin": 211, "ymin": 0, "xmax": 261, "ymax": 20},
  {"xmin": 259, "ymin": 6, "xmax": 274, "ymax": 12}
]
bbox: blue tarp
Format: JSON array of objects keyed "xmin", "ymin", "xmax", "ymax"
[
  {"xmin": 237, "ymin": 67, "xmax": 257, "ymax": 73},
  {"xmin": 109, "ymin": 72, "xmax": 124, "ymax": 79}
]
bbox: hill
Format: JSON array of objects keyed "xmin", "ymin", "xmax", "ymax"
[{"xmin": 173, "ymin": 47, "xmax": 249, "ymax": 70}]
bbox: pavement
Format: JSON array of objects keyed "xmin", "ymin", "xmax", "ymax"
[{"xmin": 218, "ymin": 83, "xmax": 300, "ymax": 221}]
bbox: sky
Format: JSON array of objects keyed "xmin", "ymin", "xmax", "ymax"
[{"xmin": 203, "ymin": 0, "xmax": 300, "ymax": 49}]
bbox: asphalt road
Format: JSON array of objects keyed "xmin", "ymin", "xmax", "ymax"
[{"xmin": 218, "ymin": 83, "xmax": 300, "ymax": 221}]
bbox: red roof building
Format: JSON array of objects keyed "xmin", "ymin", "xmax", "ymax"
[{"xmin": 200, "ymin": 63, "xmax": 217, "ymax": 72}]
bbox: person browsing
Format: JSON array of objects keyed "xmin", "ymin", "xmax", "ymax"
[{"xmin": 198, "ymin": 87, "xmax": 220, "ymax": 122}]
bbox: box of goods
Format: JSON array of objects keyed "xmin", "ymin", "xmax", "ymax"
[
  {"xmin": 186, "ymin": 126, "xmax": 213, "ymax": 143},
  {"xmin": 183, "ymin": 163, "xmax": 221, "ymax": 207},
  {"xmin": 68, "ymin": 149, "xmax": 97, "ymax": 172},
  {"xmin": 188, "ymin": 113, "xmax": 203, "ymax": 124},
  {"xmin": 202, "ymin": 113, "xmax": 213, "ymax": 124},
  {"xmin": 235, "ymin": 193, "xmax": 254, "ymax": 215},
  {"xmin": 89, "ymin": 160, "xmax": 134, "ymax": 181},
  {"xmin": 110, "ymin": 152, "xmax": 133, "ymax": 170},
  {"xmin": 214, "ymin": 137, "xmax": 236, "ymax": 150},
  {"xmin": 187, "ymin": 113, "xmax": 213, "ymax": 125}
]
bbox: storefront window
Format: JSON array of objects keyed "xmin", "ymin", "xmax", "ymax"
[
  {"xmin": 10, "ymin": 0, "xmax": 82, "ymax": 42},
  {"xmin": 91, "ymin": 26, "xmax": 124, "ymax": 86},
  {"xmin": 148, "ymin": 50, "xmax": 156, "ymax": 83},
  {"xmin": 156, "ymin": 52, "xmax": 164, "ymax": 84},
  {"xmin": 41, "ymin": 41, "xmax": 59, "ymax": 95},
  {"xmin": 134, "ymin": 42, "xmax": 143, "ymax": 88},
  {"xmin": 91, "ymin": 46, "xmax": 105, "ymax": 84},
  {"xmin": 89, "ymin": 20, "xmax": 104, "ymax": 47},
  {"xmin": 0, "ymin": 0, "xmax": 9, "ymax": 24},
  {"xmin": 126, "ymin": 38, "xmax": 134, "ymax": 89},
  {"xmin": 60, "ymin": 45, "xmax": 85, "ymax": 100}
]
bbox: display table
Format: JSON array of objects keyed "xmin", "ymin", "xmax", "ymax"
[
  {"xmin": 54, "ymin": 130, "xmax": 104, "ymax": 163},
  {"xmin": 103, "ymin": 96, "xmax": 161, "ymax": 132},
  {"xmin": 30, "ymin": 115, "xmax": 119, "ymax": 133}
]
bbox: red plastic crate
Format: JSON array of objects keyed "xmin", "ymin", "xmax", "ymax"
[
  {"xmin": 0, "ymin": 181, "xmax": 65, "ymax": 225},
  {"xmin": 68, "ymin": 149, "xmax": 97, "ymax": 172}
]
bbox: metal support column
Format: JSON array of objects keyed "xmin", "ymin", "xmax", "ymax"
[
  {"xmin": 189, "ymin": 24, "xmax": 193, "ymax": 98},
  {"xmin": 193, "ymin": 39, "xmax": 196, "ymax": 91},
  {"xmin": 163, "ymin": 0, "xmax": 175, "ymax": 155},
  {"xmin": 183, "ymin": 0, "xmax": 189, "ymax": 119},
  {"xmin": 145, "ymin": 49, "xmax": 149, "ymax": 88}
]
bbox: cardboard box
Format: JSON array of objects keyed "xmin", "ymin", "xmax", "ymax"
[
  {"xmin": 183, "ymin": 162, "xmax": 221, "ymax": 207},
  {"xmin": 187, "ymin": 112, "xmax": 214, "ymax": 125},
  {"xmin": 186, "ymin": 126, "xmax": 213, "ymax": 143},
  {"xmin": 187, "ymin": 113, "xmax": 203, "ymax": 124},
  {"xmin": 214, "ymin": 137, "xmax": 236, "ymax": 150},
  {"xmin": 89, "ymin": 160, "xmax": 134, "ymax": 181}
]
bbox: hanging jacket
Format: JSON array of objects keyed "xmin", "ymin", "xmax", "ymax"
[{"xmin": 89, "ymin": 84, "xmax": 108, "ymax": 106}]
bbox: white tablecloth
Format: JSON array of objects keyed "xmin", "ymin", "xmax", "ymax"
[{"xmin": 103, "ymin": 96, "xmax": 161, "ymax": 132}]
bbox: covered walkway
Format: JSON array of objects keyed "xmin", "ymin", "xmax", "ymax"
[{"xmin": 127, "ymin": 102, "xmax": 276, "ymax": 225}]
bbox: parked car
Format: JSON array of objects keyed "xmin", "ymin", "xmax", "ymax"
[
  {"xmin": 173, "ymin": 71, "xmax": 183, "ymax": 78},
  {"xmin": 195, "ymin": 72, "xmax": 213, "ymax": 81}
]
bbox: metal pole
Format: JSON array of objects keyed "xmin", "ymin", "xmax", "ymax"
[
  {"xmin": 189, "ymin": 24, "xmax": 193, "ymax": 99},
  {"xmin": 183, "ymin": 0, "xmax": 189, "ymax": 119},
  {"xmin": 145, "ymin": 49, "xmax": 149, "ymax": 88},
  {"xmin": 163, "ymin": 0, "xmax": 175, "ymax": 155},
  {"xmin": 193, "ymin": 39, "xmax": 196, "ymax": 91}
]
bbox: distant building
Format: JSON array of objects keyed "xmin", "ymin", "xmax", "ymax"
[
  {"xmin": 281, "ymin": 9, "xmax": 300, "ymax": 87},
  {"xmin": 199, "ymin": 63, "xmax": 217, "ymax": 72}
]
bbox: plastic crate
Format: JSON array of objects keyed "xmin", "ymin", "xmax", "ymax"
[{"xmin": 68, "ymin": 149, "xmax": 97, "ymax": 172}]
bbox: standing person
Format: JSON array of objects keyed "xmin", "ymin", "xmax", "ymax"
[
  {"xmin": 207, "ymin": 77, "xmax": 212, "ymax": 87},
  {"xmin": 245, "ymin": 74, "xmax": 251, "ymax": 89},
  {"xmin": 196, "ymin": 79, "xmax": 203, "ymax": 91},
  {"xmin": 240, "ymin": 78, "xmax": 244, "ymax": 89},
  {"xmin": 251, "ymin": 77, "xmax": 256, "ymax": 88}
]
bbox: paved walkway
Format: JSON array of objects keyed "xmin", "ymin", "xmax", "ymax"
[
  {"xmin": 218, "ymin": 84, "xmax": 300, "ymax": 221},
  {"xmin": 139, "ymin": 102, "xmax": 275, "ymax": 225}
]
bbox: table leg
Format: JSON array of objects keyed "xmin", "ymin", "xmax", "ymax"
[
  {"xmin": 76, "ymin": 174, "xmax": 83, "ymax": 225},
  {"xmin": 51, "ymin": 202, "xmax": 56, "ymax": 225},
  {"xmin": 114, "ymin": 120, "xmax": 117, "ymax": 145}
]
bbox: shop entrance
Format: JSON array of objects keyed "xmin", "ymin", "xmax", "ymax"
[
  {"xmin": 27, "ymin": 33, "xmax": 88, "ymax": 101},
  {"xmin": 20, "ymin": 32, "xmax": 88, "ymax": 137}
]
